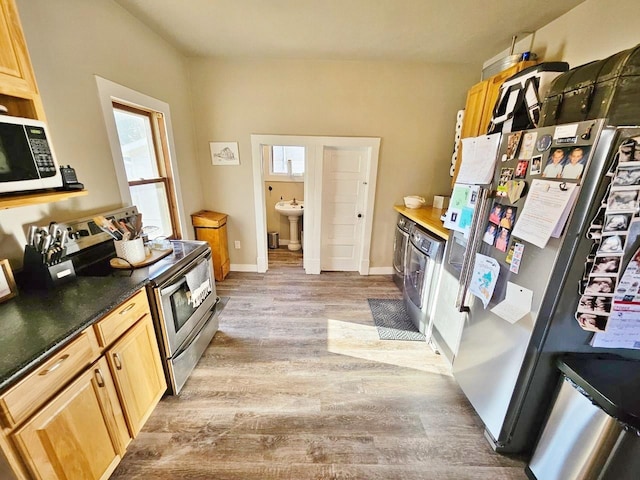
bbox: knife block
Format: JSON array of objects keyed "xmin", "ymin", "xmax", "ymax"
[{"xmin": 21, "ymin": 245, "xmax": 76, "ymax": 290}]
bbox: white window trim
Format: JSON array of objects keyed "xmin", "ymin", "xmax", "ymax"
[{"xmin": 94, "ymin": 76, "xmax": 187, "ymax": 237}]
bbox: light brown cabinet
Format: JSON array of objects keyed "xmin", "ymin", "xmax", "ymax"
[
  {"xmin": 0, "ymin": 0, "xmax": 88, "ymax": 209},
  {"xmin": 191, "ymin": 210, "xmax": 230, "ymax": 282},
  {"xmin": 452, "ymin": 60, "xmax": 537, "ymax": 186},
  {"xmin": 12, "ymin": 357, "xmax": 128, "ymax": 480},
  {"xmin": 0, "ymin": 0, "xmax": 45, "ymax": 120},
  {"xmin": 0, "ymin": 288, "xmax": 166, "ymax": 479},
  {"xmin": 106, "ymin": 314, "xmax": 166, "ymax": 437},
  {"xmin": 0, "ymin": 328, "xmax": 100, "ymax": 429}
]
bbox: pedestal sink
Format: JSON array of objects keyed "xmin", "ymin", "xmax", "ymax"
[{"xmin": 275, "ymin": 200, "xmax": 303, "ymax": 251}]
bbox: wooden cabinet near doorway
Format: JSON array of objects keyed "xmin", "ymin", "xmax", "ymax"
[
  {"xmin": 452, "ymin": 60, "xmax": 537, "ymax": 186},
  {"xmin": 191, "ymin": 210, "xmax": 230, "ymax": 282}
]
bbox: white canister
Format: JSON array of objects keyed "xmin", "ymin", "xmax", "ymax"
[{"xmin": 114, "ymin": 237, "xmax": 146, "ymax": 264}]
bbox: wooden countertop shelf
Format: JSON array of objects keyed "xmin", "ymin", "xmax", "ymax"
[
  {"xmin": 394, "ymin": 205, "xmax": 450, "ymax": 240},
  {"xmin": 0, "ymin": 189, "xmax": 88, "ymax": 210}
]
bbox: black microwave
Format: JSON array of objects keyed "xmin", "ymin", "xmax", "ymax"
[{"xmin": 0, "ymin": 114, "xmax": 62, "ymax": 194}]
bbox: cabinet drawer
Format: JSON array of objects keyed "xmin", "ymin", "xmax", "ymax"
[
  {"xmin": 94, "ymin": 289, "xmax": 150, "ymax": 348},
  {"xmin": 0, "ymin": 327, "xmax": 100, "ymax": 428}
]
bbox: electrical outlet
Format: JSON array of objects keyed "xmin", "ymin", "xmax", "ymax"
[{"xmin": 234, "ymin": 240, "xmax": 241, "ymax": 249}]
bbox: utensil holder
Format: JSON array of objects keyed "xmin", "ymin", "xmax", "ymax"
[
  {"xmin": 21, "ymin": 245, "xmax": 76, "ymax": 290},
  {"xmin": 114, "ymin": 237, "xmax": 146, "ymax": 264}
]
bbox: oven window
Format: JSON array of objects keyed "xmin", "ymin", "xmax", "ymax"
[{"xmin": 169, "ymin": 282, "xmax": 200, "ymax": 332}]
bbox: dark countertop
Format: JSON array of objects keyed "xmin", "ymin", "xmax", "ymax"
[
  {"xmin": 0, "ymin": 273, "xmax": 148, "ymax": 392},
  {"xmin": 558, "ymin": 354, "xmax": 640, "ymax": 431}
]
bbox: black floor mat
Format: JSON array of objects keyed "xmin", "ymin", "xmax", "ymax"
[{"xmin": 367, "ymin": 299, "xmax": 425, "ymax": 341}]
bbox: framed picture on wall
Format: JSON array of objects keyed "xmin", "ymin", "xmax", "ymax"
[
  {"xmin": 210, "ymin": 142, "xmax": 240, "ymax": 165},
  {"xmin": 0, "ymin": 259, "xmax": 17, "ymax": 303}
]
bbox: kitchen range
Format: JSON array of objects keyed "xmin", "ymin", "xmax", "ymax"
[{"xmin": 58, "ymin": 206, "xmax": 220, "ymax": 395}]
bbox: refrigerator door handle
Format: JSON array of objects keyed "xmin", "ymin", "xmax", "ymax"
[{"xmin": 455, "ymin": 187, "xmax": 491, "ymax": 313}]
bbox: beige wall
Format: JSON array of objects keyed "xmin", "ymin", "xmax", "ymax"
[
  {"xmin": 5, "ymin": 0, "xmax": 634, "ymax": 273},
  {"xmin": 189, "ymin": 58, "xmax": 477, "ymax": 268},
  {"xmin": 531, "ymin": 0, "xmax": 640, "ymax": 67},
  {"xmin": 0, "ymin": 0, "xmax": 202, "ymax": 268},
  {"xmin": 264, "ymin": 181, "xmax": 304, "ymax": 242}
]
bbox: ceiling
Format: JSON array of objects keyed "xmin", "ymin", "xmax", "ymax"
[{"xmin": 114, "ymin": 0, "xmax": 585, "ymax": 64}]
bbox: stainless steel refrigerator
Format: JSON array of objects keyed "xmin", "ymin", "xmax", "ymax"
[{"xmin": 451, "ymin": 118, "xmax": 640, "ymax": 454}]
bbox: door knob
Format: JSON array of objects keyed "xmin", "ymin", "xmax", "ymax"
[{"xmin": 357, "ymin": 213, "xmax": 362, "ymax": 218}]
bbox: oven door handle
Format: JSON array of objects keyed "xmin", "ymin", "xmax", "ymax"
[{"xmin": 160, "ymin": 253, "xmax": 211, "ymax": 292}]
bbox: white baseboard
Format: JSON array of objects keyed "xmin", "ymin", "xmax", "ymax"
[
  {"xmin": 230, "ymin": 263, "xmax": 392, "ymax": 275},
  {"xmin": 230, "ymin": 264, "xmax": 258, "ymax": 272},
  {"xmin": 368, "ymin": 266, "xmax": 394, "ymax": 275}
]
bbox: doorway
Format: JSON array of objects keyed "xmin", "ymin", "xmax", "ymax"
[
  {"xmin": 262, "ymin": 144, "xmax": 306, "ymax": 268},
  {"xmin": 251, "ymin": 135, "xmax": 380, "ymax": 274}
]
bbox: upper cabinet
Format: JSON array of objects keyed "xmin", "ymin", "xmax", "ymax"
[
  {"xmin": 0, "ymin": 0, "xmax": 45, "ymax": 120},
  {"xmin": 0, "ymin": 0, "xmax": 89, "ymax": 209},
  {"xmin": 452, "ymin": 60, "xmax": 537, "ymax": 186}
]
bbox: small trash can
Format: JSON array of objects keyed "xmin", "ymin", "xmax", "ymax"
[
  {"xmin": 268, "ymin": 231, "xmax": 279, "ymax": 249},
  {"xmin": 527, "ymin": 355, "xmax": 640, "ymax": 480}
]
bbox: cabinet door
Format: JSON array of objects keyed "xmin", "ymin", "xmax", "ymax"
[
  {"xmin": 460, "ymin": 79, "xmax": 490, "ymax": 139},
  {"xmin": 12, "ymin": 357, "xmax": 128, "ymax": 480},
  {"xmin": 108, "ymin": 314, "xmax": 166, "ymax": 437},
  {"xmin": 0, "ymin": 0, "xmax": 45, "ymax": 119},
  {"xmin": 452, "ymin": 79, "xmax": 490, "ymax": 185},
  {"xmin": 0, "ymin": 0, "xmax": 34, "ymax": 89}
]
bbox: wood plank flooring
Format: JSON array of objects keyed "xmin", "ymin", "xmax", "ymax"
[{"xmin": 111, "ymin": 248, "xmax": 528, "ymax": 479}]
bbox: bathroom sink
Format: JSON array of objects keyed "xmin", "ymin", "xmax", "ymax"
[{"xmin": 275, "ymin": 200, "xmax": 304, "ymax": 217}]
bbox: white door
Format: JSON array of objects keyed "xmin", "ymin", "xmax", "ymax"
[{"xmin": 321, "ymin": 146, "xmax": 368, "ymax": 271}]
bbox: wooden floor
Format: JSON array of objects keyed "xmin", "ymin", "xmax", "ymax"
[{"xmin": 111, "ymin": 248, "xmax": 528, "ymax": 479}]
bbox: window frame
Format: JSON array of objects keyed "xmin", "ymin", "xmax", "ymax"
[
  {"xmin": 263, "ymin": 145, "xmax": 305, "ymax": 183},
  {"xmin": 95, "ymin": 76, "xmax": 186, "ymax": 239},
  {"xmin": 112, "ymin": 101, "xmax": 180, "ymax": 238}
]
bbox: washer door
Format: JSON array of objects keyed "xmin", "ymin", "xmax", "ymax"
[
  {"xmin": 404, "ymin": 241, "xmax": 428, "ymax": 309},
  {"xmin": 393, "ymin": 226, "xmax": 409, "ymax": 275}
]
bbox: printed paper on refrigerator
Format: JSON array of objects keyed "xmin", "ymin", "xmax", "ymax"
[
  {"xmin": 511, "ymin": 179, "xmax": 580, "ymax": 248},
  {"xmin": 457, "ymin": 133, "xmax": 501, "ymax": 185}
]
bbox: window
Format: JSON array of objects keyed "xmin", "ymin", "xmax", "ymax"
[
  {"xmin": 112, "ymin": 102, "xmax": 178, "ymax": 239},
  {"xmin": 268, "ymin": 145, "xmax": 305, "ymax": 180}
]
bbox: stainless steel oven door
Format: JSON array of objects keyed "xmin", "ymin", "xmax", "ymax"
[{"xmin": 158, "ymin": 253, "xmax": 217, "ymax": 356}]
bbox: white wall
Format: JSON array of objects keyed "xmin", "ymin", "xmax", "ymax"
[
  {"xmin": 188, "ymin": 58, "xmax": 477, "ymax": 269},
  {"xmin": 0, "ymin": 0, "xmax": 203, "ymax": 268},
  {"xmin": 530, "ymin": 0, "xmax": 640, "ymax": 67},
  {"xmin": 485, "ymin": 0, "xmax": 640, "ymax": 70}
]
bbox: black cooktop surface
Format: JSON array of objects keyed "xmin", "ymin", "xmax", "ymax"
[{"xmin": 73, "ymin": 240, "xmax": 209, "ymax": 286}]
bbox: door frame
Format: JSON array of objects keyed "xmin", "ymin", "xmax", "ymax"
[{"xmin": 250, "ymin": 135, "xmax": 380, "ymax": 274}]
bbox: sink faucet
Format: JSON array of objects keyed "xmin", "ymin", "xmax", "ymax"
[{"xmin": 291, "ymin": 198, "xmax": 298, "ymax": 205}]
